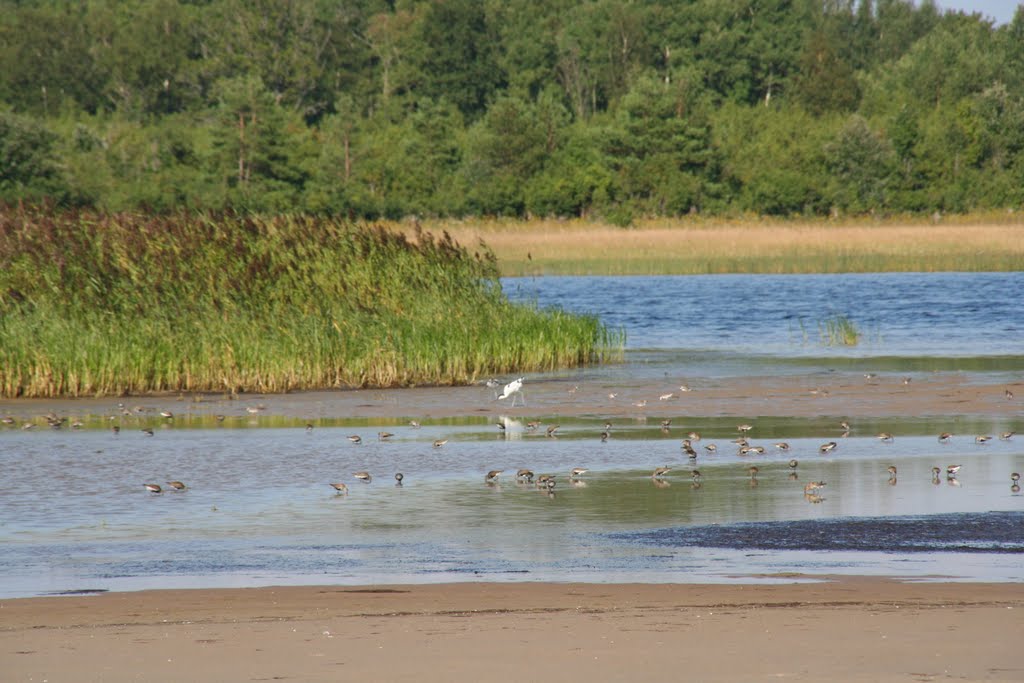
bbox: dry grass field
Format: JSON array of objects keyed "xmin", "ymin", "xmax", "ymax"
[{"xmin": 399, "ymin": 214, "xmax": 1024, "ymax": 276}]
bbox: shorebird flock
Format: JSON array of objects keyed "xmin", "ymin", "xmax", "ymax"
[{"xmin": 2, "ymin": 380, "xmax": 1020, "ymax": 500}]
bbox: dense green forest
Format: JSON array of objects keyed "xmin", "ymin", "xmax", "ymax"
[{"xmin": 2, "ymin": 0, "xmax": 1023, "ymax": 221}]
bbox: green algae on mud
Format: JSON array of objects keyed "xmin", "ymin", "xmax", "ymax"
[{"xmin": 0, "ymin": 209, "xmax": 622, "ymax": 397}]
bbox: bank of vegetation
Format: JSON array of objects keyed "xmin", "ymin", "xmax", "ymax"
[
  {"xmin": 3, "ymin": 1, "xmax": 1024, "ymax": 221},
  {"xmin": 0, "ymin": 209, "xmax": 621, "ymax": 397}
]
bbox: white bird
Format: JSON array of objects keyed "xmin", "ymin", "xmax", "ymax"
[{"xmin": 498, "ymin": 377, "xmax": 525, "ymax": 407}]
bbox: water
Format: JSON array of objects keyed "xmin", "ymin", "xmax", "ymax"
[{"xmin": 2, "ymin": 273, "xmax": 1022, "ymax": 597}]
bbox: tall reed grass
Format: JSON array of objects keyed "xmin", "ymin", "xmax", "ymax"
[
  {"xmin": 413, "ymin": 216, "xmax": 1024, "ymax": 275},
  {"xmin": 819, "ymin": 315, "xmax": 861, "ymax": 346},
  {"xmin": 0, "ymin": 209, "xmax": 622, "ymax": 397}
]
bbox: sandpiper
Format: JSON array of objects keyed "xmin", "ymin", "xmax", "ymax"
[
  {"xmin": 1007, "ymin": 389, "xmax": 1015, "ymax": 400},
  {"xmin": 652, "ymin": 466, "xmax": 672, "ymax": 478},
  {"xmin": 975, "ymin": 435, "xmax": 992, "ymax": 444},
  {"xmin": 886, "ymin": 465, "xmax": 898, "ymax": 478},
  {"xmin": 394, "ymin": 472, "xmax": 404, "ymax": 486},
  {"xmin": 691, "ymin": 470, "xmax": 703, "ymax": 482},
  {"xmin": 527, "ymin": 421, "xmax": 542, "ymax": 431},
  {"xmin": 305, "ymin": 423, "xmax": 314, "ymax": 433},
  {"xmin": 347, "ymin": 435, "xmax": 362, "ymax": 444},
  {"xmin": 112, "ymin": 425, "xmax": 121, "ymax": 435},
  {"xmin": 160, "ymin": 410, "xmax": 174, "ymax": 419},
  {"xmin": 409, "ymin": 420, "xmax": 421, "ymax": 428},
  {"xmin": 433, "ymin": 439, "xmax": 448, "ymax": 448},
  {"xmin": 546, "ymin": 425, "xmax": 560, "ymax": 437},
  {"xmin": 661, "ymin": 419, "xmax": 672, "ymax": 429},
  {"xmin": 747, "ymin": 466, "xmax": 759, "ymax": 479},
  {"xmin": 144, "ymin": 483, "xmax": 162, "ymax": 494},
  {"xmin": 485, "ymin": 469, "xmax": 503, "ymax": 483},
  {"xmin": 353, "ymin": 471, "xmax": 372, "ymax": 483},
  {"xmin": 840, "ymin": 421, "xmax": 851, "ymax": 431},
  {"xmin": 789, "ymin": 459, "xmax": 799, "ymax": 469},
  {"xmin": 141, "ymin": 428, "xmax": 154, "ymax": 436},
  {"xmin": 931, "ymin": 466, "xmax": 942, "ymax": 480},
  {"xmin": 688, "ymin": 431, "xmax": 701, "ymax": 441},
  {"xmin": 938, "ymin": 432, "xmax": 953, "ymax": 443},
  {"xmin": 946, "ymin": 464, "xmax": 961, "ymax": 476},
  {"xmin": 731, "ymin": 436, "xmax": 749, "ymax": 446},
  {"xmin": 1012, "ymin": 472, "xmax": 1021, "ymax": 484},
  {"xmin": 570, "ymin": 467, "xmax": 588, "ymax": 478},
  {"xmin": 737, "ymin": 424, "xmax": 753, "ymax": 433},
  {"xmin": 803, "ymin": 481, "xmax": 826, "ymax": 494},
  {"xmin": 600, "ymin": 431, "xmax": 610, "ymax": 442},
  {"xmin": 330, "ymin": 482, "xmax": 348, "ymax": 494},
  {"xmin": 704, "ymin": 443, "xmax": 717, "ymax": 453},
  {"xmin": 877, "ymin": 433, "xmax": 894, "ymax": 442},
  {"xmin": 536, "ymin": 474, "xmax": 555, "ymax": 486},
  {"xmin": 166, "ymin": 480, "xmax": 186, "ymax": 491},
  {"xmin": 774, "ymin": 442, "xmax": 790, "ymax": 451},
  {"xmin": 516, "ymin": 469, "xmax": 534, "ymax": 483},
  {"xmin": 659, "ymin": 393, "xmax": 676, "ymax": 401},
  {"xmin": 1000, "ymin": 431, "xmax": 1015, "ymax": 440},
  {"xmin": 378, "ymin": 431, "xmax": 394, "ymax": 440},
  {"xmin": 819, "ymin": 441, "xmax": 838, "ymax": 454},
  {"xmin": 682, "ymin": 440, "xmax": 697, "ymax": 458}
]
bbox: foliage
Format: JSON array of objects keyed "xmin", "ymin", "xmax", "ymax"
[
  {"xmin": 1, "ymin": 0, "xmax": 1024, "ymax": 218},
  {"xmin": 0, "ymin": 208, "xmax": 622, "ymax": 397}
]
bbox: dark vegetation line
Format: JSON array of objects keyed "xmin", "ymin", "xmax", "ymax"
[
  {"xmin": 0, "ymin": 209, "xmax": 622, "ymax": 397},
  {"xmin": 2, "ymin": 1, "xmax": 1024, "ymax": 221}
]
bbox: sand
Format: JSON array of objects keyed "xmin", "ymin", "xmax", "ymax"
[
  {"xmin": 3, "ymin": 580, "xmax": 1023, "ymax": 682},
  {"xmin": 3, "ymin": 373, "xmax": 1023, "ymax": 681}
]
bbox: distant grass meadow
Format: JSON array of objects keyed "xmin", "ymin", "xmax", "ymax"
[
  {"xmin": 417, "ymin": 214, "xmax": 1024, "ymax": 276},
  {"xmin": 0, "ymin": 209, "xmax": 622, "ymax": 398}
]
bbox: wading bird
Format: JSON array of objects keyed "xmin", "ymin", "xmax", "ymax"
[{"xmin": 498, "ymin": 377, "xmax": 525, "ymax": 407}]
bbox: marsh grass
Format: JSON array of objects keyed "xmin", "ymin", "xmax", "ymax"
[
  {"xmin": 0, "ymin": 209, "xmax": 622, "ymax": 397},
  {"xmin": 819, "ymin": 315, "xmax": 861, "ymax": 346},
  {"xmin": 409, "ymin": 215, "xmax": 1024, "ymax": 276}
]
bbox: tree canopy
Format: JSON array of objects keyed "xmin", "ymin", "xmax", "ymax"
[{"xmin": 2, "ymin": 0, "xmax": 1022, "ymax": 218}]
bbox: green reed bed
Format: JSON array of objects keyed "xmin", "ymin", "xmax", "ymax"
[{"xmin": 0, "ymin": 209, "xmax": 622, "ymax": 397}]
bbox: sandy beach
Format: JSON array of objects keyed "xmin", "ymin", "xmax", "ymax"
[{"xmin": 3, "ymin": 580, "xmax": 1023, "ymax": 682}]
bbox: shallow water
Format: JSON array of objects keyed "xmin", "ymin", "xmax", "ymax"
[{"xmin": 2, "ymin": 272, "xmax": 1023, "ymax": 596}]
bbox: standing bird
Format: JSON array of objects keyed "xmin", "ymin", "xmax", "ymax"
[
  {"xmin": 570, "ymin": 467, "xmax": 588, "ymax": 479},
  {"xmin": 330, "ymin": 482, "xmax": 349, "ymax": 494},
  {"xmin": 877, "ymin": 433, "xmax": 894, "ymax": 443},
  {"xmin": 144, "ymin": 483, "xmax": 162, "ymax": 494},
  {"xmin": 803, "ymin": 481, "xmax": 827, "ymax": 494},
  {"xmin": 432, "ymin": 439, "xmax": 448, "ymax": 448},
  {"xmin": 938, "ymin": 432, "xmax": 953, "ymax": 443},
  {"xmin": 789, "ymin": 459, "xmax": 799, "ymax": 470},
  {"xmin": 747, "ymin": 466, "xmax": 760, "ymax": 480},
  {"xmin": 774, "ymin": 442, "xmax": 790, "ymax": 451},
  {"xmin": 378, "ymin": 431, "xmax": 394, "ymax": 440},
  {"xmin": 704, "ymin": 443, "xmax": 717, "ymax": 453},
  {"xmin": 516, "ymin": 469, "xmax": 535, "ymax": 483},
  {"xmin": 394, "ymin": 472, "xmax": 404, "ymax": 486},
  {"xmin": 975, "ymin": 435, "xmax": 992, "ymax": 444},
  {"xmin": 498, "ymin": 377, "xmax": 525, "ymax": 407},
  {"xmin": 347, "ymin": 435, "xmax": 362, "ymax": 444},
  {"xmin": 652, "ymin": 466, "xmax": 672, "ymax": 479},
  {"xmin": 819, "ymin": 441, "xmax": 837, "ymax": 454},
  {"xmin": 546, "ymin": 425, "xmax": 560, "ymax": 437},
  {"xmin": 166, "ymin": 480, "xmax": 187, "ymax": 491},
  {"xmin": 485, "ymin": 469, "xmax": 503, "ymax": 483},
  {"xmin": 353, "ymin": 471, "xmax": 372, "ymax": 483},
  {"xmin": 946, "ymin": 464, "xmax": 961, "ymax": 477}
]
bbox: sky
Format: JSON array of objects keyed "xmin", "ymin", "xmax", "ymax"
[{"xmin": 935, "ymin": 1, "xmax": 1020, "ymax": 24}]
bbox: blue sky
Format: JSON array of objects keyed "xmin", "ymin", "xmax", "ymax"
[{"xmin": 936, "ymin": 1, "xmax": 1020, "ymax": 24}]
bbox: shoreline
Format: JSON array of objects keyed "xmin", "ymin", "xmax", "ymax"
[
  {"xmin": 4, "ymin": 579, "xmax": 1023, "ymax": 682},
  {"xmin": 2, "ymin": 372, "xmax": 1020, "ymax": 423}
]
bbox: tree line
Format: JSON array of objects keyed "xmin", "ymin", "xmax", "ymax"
[{"xmin": 2, "ymin": 0, "xmax": 1023, "ymax": 221}]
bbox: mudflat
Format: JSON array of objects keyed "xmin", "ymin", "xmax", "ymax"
[
  {"xmin": 3, "ymin": 580, "xmax": 1023, "ymax": 682},
  {"xmin": 3, "ymin": 371, "xmax": 1021, "ymax": 681}
]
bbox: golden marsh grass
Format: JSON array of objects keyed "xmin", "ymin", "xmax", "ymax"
[{"xmin": 402, "ymin": 215, "xmax": 1024, "ymax": 276}]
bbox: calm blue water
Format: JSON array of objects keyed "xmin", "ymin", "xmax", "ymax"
[
  {"xmin": 504, "ymin": 272, "xmax": 1024, "ymax": 357},
  {"xmin": 1, "ymin": 273, "xmax": 1022, "ymax": 597}
]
